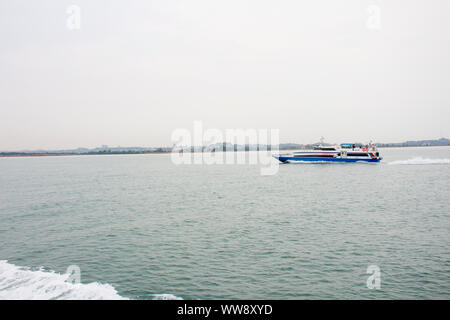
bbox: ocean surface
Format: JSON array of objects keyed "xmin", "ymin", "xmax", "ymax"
[{"xmin": 1, "ymin": 146, "xmax": 449, "ymax": 300}]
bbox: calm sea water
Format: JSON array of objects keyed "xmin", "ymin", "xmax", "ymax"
[{"xmin": 1, "ymin": 147, "xmax": 449, "ymax": 299}]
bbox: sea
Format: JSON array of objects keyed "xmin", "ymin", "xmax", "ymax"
[{"xmin": 0, "ymin": 146, "xmax": 449, "ymax": 299}]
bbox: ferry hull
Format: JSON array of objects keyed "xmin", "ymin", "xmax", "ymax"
[{"xmin": 275, "ymin": 156, "xmax": 381, "ymax": 163}]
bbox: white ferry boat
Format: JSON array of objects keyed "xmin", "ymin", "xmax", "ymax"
[{"xmin": 273, "ymin": 142, "xmax": 382, "ymax": 163}]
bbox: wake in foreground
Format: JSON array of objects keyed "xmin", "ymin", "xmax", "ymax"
[
  {"xmin": 388, "ymin": 157, "xmax": 450, "ymax": 165},
  {"xmin": 0, "ymin": 260, "xmax": 126, "ymax": 300},
  {"xmin": 0, "ymin": 260, "xmax": 184, "ymax": 300}
]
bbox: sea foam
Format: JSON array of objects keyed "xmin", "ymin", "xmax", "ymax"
[
  {"xmin": 152, "ymin": 293, "xmax": 183, "ymax": 300},
  {"xmin": 388, "ymin": 157, "xmax": 450, "ymax": 165},
  {"xmin": 0, "ymin": 260, "xmax": 126, "ymax": 300}
]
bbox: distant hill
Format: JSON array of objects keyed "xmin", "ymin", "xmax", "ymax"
[
  {"xmin": 1, "ymin": 138, "xmax": 449, "ymax": 156},
  {"xmin": 375, "ymin": 138, "xmax": 450, "ymax": 148}
]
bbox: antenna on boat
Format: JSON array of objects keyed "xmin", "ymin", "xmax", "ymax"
[{"xmin": 320, "ymin": 136, "xmax": 325, "ymax": 145}]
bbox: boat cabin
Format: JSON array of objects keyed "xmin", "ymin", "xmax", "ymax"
[{"xmin": 340, "ymin": 143, "xmax": 364, "ymax": 149}]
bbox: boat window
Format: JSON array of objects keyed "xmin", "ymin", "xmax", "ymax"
[
  {"xmin": 347, "ymin": 153, "xmax": 369, "ymax": 157},
  {"xmin": 294, "ymin": 154, "xmax": 336, "ymax": 158}
]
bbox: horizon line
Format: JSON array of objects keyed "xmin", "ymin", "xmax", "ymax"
[{"xmin": 1, "ymin": 137, "xmax": 449, "ymax": 154}]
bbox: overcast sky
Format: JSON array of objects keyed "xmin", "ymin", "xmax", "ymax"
[{"xmin": 1, "ymin": 0, "xmax": 449, "ymax": 150}]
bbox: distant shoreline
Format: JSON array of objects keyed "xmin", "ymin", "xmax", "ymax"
[
  {"xmin": 0, "ymin": 151, "xmax": 172, "ymax": 158},
  {"xmin": 1, "ymin": 143, "xmax": 449, "ymax": 158}
]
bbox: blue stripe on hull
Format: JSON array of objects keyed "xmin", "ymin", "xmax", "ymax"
[{"xmin": 276, "ymin": 157, "xmax": 381, "ymax": 163}]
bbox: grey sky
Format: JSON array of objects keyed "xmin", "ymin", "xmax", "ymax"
[{"xmin": 1, "ymin": 0, "xmax": 449, "ymax": 150}]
